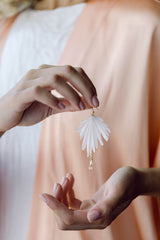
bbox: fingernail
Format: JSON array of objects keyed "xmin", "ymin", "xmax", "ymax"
[
  {"xmin": 40, "ymin": 194, "xmax": 47, "ymax": 203},
  {"xmin": 53, "ymin": 183, "xmax": 59, "ymax": 193},
  {"xmin": 92, "ymin": 95, "xmax": 99, "ymax": 107},
  {"xmin": 58, "ymin": 102, "xmax": 65, "ymax": 109},
  {"xmin": 79, "ymin": 101, "xmax": 86, "ymax": 110},
  {"xmin": 88, "ymin": 210, "xmax": 102, "ymax": 222},
  {"xmin": 61, "ymin": 177, "xmax": 66, "ymax": 185},
  {"xmin": 66, "ymin": 173, "xmax": 70, "ymax": 177},
  {"xmin": 66, "ymin": 173, "xmax": 71, "ymax": 178}
]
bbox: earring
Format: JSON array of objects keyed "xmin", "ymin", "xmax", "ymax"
[{"xmin": 77, "ymin": 108, "xmax": 110, "ymax": 170}]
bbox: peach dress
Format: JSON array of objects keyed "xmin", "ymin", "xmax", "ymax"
[
  {"xmin": 28, "ymin": 0, "xmax": 160, "ymax": 240},
  {"xmin": 0, "ymin": 16, "xmax": 17, "ymax": 58}
]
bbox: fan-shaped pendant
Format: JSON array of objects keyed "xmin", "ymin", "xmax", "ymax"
[{"xmin": 77, "ymin": 109, "xmax": 110, "ymax": 170}]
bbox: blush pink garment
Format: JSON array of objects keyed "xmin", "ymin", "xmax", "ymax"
[
  {"xmin": 0, "ymin": 16, "xmax": 17, "ymax": 59},
  {"xmin": 27, "ymin": 0, "xmax": 160, "ymax": 239}
]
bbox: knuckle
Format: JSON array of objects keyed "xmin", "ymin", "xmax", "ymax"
[
  {"xmin": 77, "ymin": 67, "xmax": 84, "ymax": 74},
  {"xmin": 33, "ymin": 86, "xmax": 41, "ymax": 95},
  {"xmin": 53, "ymin": 74, "xmax": 60, "ymax": 84},
  {"xmin": 88, "ymin": 85, "xmax": 96, "ymax": 96},
  {"xmin": 65, "ymin": 65, "xmax": 75, "ymax": 73},
  {"xmin": 27, "ymin": 69, "xmax": 36, "ymax": 76},
  {"xmin": 38, "ymin": 64, "xmax": 47, "ymax": 69},
  {"xmin": 16, "ymin": 79, "xmax": 26, "ymax": 90},
  {"xmin": 70, "ymin": 93, "xmax": 81, "ymax": 106},
  {"xmin": 23, "ymin": 69, "xmax": 36, "ymax": 80}
]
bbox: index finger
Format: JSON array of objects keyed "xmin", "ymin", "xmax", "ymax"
[{"xmin": 60, "ymin": 65, "xmax": 99, "ymax": 107}]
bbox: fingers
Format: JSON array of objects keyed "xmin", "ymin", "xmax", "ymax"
[
  {"xmin": 90, "ymin": 167, "xmax": 139, "ymax": 224},
  {"xmin": 19, "ymin": 86, "xmax": 65, "ymax": 112},
  {"xmin": 87, "ymin": 199, "xmax": 114, "ymax": 228},
  {"xmin": 66, "ymin": 172, "xmax": 74, "ymax": 186},
  {"xmin": 22, "ymin": 65, "xmax": 99, "ymax": 111},
  {"xmin": 80, "ymin": 199, "xmax": 95, "ymax": 210},
  {"xmin": 61, "ymin": 177, "xmax": 70, "ymax": 206},
  {"xmin": 40, "ymin": 170, "xmax": 136, "ymax": 231},
  {"xmin": 63, "ymin": 173, "xmax": 82, "ymax": 209},
  {"xmin": 87, "ymin": 192, "xmax": 132, "ymax": 226},
  {"xmin": 53, "ymin": 178, "xmax": 70, "ymax": 206},
  {"xmin": 40, "ymin": 194, "xmax": 74, "ymax": 226},
  {"xmin": 87, "ymin": 201, "xmax": 106, "ymax": 222},
  {"xmin": 60, "ymin": 65, "xmax": 99, "ymax": 107},
  {"xmin": 76, "ymin": 67, "xmax": 97, "ymax": 97},
  {"xmin": 38, "ymin": 64, "xmax": 53, "ymax": 69},
  {"xmin": 40, "ymin": 193, "xmax": 88, "ymax": 230},
  {"xmin": 53, "ymin": 183, "xmax": 63, "ymax": 201},
  {"xmin": 47, "ymin": 75, "xmax": 85, "ymax": 110},
  {"xmin": 52, "ymin": 173, "xmax": 81, "ymax": 209},
  {"xmin": 68, "ymin": 188, "xmax": 82, "ymax": 209},
  {"xmin": 40, "ymin": 193, "xmax": 107, "ymax": 230},
  {"xmin": 40, "ymin": 193, "xmax": 90, "ymax": 230},
  {"xmin": 40, "ymin": 173, "xmax": 113, "ymax": 230}
]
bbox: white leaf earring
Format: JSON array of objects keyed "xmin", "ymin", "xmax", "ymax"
[{"xmin": 77, "ymin": 109, "xmax": 111, "ymax": 170}]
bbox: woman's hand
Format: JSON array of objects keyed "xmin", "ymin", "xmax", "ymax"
[
  {"xmin": 0, "ymin": 65, "xmax": 99, "ymax": 132},
  {"xmin": 40, "ymin": 167, "xmax": 142, "ymax": 230}
]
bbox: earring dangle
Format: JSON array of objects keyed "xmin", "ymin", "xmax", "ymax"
[{"xmin": 77, "ymin": 108, "xmax": 111, "ymax": 170}]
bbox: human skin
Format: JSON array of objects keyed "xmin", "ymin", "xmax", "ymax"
[
  {"xmin": 0, "ymin": 132, "xmax": 4, "ymax": 137},
  {"xmin": 41, "ymin": 167, "xmax": 160, "ymax": 230},
  {"xmin": 0, "ymin": 64, "xmax": 99, "ymax": 135}
]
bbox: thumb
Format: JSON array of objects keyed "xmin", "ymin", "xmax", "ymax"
[{"xmin": 87, "ymin": 200, "xmax": 112, "ymax": 223}]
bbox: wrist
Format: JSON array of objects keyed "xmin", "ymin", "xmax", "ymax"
[{"xmin": 137, "ymin": 168, "xmax": 160, "ymax": 197}]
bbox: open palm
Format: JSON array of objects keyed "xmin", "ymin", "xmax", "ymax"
[{"xmin": 41, "ymin": 167, "xmax": 141, "ymax": 230}]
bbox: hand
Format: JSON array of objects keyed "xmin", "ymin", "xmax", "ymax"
[
  {"xmin": 40, "ymin": 167, "xmax": 141, "ymax": 230},
  {"xmin": 0, "ymin": 65, "xmax": 99, "ymax": 131}
]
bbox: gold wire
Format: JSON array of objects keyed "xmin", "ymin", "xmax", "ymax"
[
  {"xmin": 89, "ymin": 152, "xmax": 93, "ymax": 171},
  {"xmin": 89, "ymin": 109, "xmax": 95, "ymax": 170}
]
